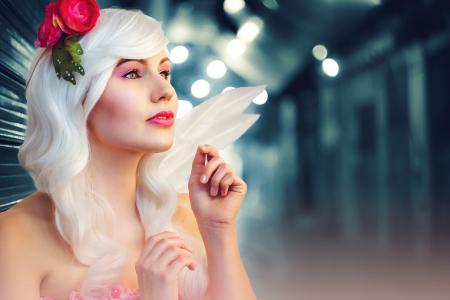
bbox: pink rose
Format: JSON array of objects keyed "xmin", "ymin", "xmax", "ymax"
[
  {"xmin": 34, "ymin": 2, "xmax": 63, "ymax": 48},
  {"xmin": 57, "ymin": 0, "xmax": 100, "ymax": 33},
  {"xmin": 34, "ymin": 0, "xmax": 100, "ymax": 48},
  {"xmin": 52, "ymin": 9, "xmax": 76, "ymax": 35}
]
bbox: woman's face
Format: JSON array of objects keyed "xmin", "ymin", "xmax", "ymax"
[{"xmin": 87, "ymin": 48, "xmax": 178, "ymax": 153}]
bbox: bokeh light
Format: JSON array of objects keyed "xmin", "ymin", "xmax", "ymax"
[
  {"xmin": 237, "ymin": 18, "xmax": 263, "ymax": 43},
  {"xmin": 176, "ymin": 100, "xmax": 193, "ymax": 119},
  {"xmin": 322, "ymin": 58, "xmax": 339, "ymax": 77},
  {"xmin": 312, "ymin": 44, "xmax": 328, "ymax": 61},
  {"xmin": 227, "ymin": 38, "xmax": 247, "ymax": 56},
  {"xmin": 223, "ymin": 0, "xmax": 245, "ymax": 14},
  {"xmin": 191, "ymin": 79, "xmax": 211, "ymax": 98},
  {"xmin": 169, "ymin": 45, "xmax": 189, "ymax": 64},
  {"xmin": 206, "ymin": 60, "xmax": 227, "ymax": 79},
  {"xmin": 252, "ymin": 89, "xmax": 268, "ymax": 105}
]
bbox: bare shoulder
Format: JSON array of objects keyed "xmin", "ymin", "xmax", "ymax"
[
  {"xmin": 0, "ymin": 191, "xmax": 54, "ymax": 298},
  {"xmin": 1, "ymin": 191, "xmax": 54, "ymax": 234},
  {"xmin": 0, "ymin": 191, "xmax": 56, "ymax": 260},
  {"xmin": 0, "ymin": 191, "xmax": 70, "ymax": 269},
  {"xmin": 10, "ymin": 189, "xmax": 53, "ymax": 214},
  {"xmin": 173, "ymin": 192, "xmax": 202, "ymax": 239}
]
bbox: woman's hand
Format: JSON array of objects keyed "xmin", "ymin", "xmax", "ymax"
[
  {"xmin": 188, "ymin": 144, "xmax": 248, "ymax": 230},
  {"xmin": 135, "ymin": 231, "xmax": 197, "ymax": 300}
]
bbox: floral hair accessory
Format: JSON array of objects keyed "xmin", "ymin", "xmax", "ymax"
[{"xmin": 34, "ymin": 0, "xmax": 100, "ymax": 85}]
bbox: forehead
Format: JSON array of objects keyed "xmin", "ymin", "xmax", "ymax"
[{"xmin": 115, "ymin": 49, "xmax": 170, "ymax": 68}]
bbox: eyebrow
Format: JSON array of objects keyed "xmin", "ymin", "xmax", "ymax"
[{"xmin": 115, "ymin": 57, "xmax": 171, "ymax": 68}]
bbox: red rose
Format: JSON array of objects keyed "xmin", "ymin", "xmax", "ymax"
[
  {"xmin": 53, "ymin": 9, "xmax": 76, "ymax": 35},
  {"xmin": 34, "ymin": 0, "xmax": 100, "ymax": 48},
  {"xmin": 57, "ymin": 0, "xmax": 100, "ymax": 33},
  {"xmin": 34, "ymin": 2, "xmax": 63, "ymax": 48}
]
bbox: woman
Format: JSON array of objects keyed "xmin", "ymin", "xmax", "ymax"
[{"xmin": 0, "ymin": 1, "xmax": 263, "ymax": 300}]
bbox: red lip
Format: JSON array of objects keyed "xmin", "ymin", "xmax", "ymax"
[
  {"xmin": 147, "ymin": 110, "xmax": 174, "ymax": 120},
  {"xmin": 146, "ymin": 110, "xmax": 174, "ymax": 127}
]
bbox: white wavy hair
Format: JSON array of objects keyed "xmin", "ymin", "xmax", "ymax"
[{"xmin": 18, "ymin": 7, "xmax": 208, "ymax": 299}]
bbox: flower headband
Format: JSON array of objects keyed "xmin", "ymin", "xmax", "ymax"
[{"xmin": 34, "ymin": 0, "xmax": 100, "ymax": 85}]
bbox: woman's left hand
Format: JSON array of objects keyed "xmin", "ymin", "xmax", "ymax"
[{"xmin": 188, "ymin": 144, "xmax": 247, "ymax": 230}]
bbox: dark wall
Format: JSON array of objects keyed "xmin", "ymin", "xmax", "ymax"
[
  {"xmin": 0, "ymin": 1, "xmax": 45, "ymax": 212},
  {"xmin": 426, "ymin": 42, "xmax": 450, "ymax": 234}
]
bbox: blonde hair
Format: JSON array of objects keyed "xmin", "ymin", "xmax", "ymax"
[{"xmin": 18, "ymin": 7, "xmax": 208, "ymax": 299}]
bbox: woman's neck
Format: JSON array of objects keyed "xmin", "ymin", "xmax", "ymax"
[{"xmin": 87, "ymin": 136, "xmax": 146, "ymax": 224}]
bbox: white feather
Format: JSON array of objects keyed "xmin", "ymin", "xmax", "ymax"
[{"xmin": 156, "ymin": 84, "xmax": 266, "ymax": 193}]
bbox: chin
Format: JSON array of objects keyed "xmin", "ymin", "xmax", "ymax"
[{"xmin": 151, "ymin": 141, "xmax": 174, "ymax": 153}]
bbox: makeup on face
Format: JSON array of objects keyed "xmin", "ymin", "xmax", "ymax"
[
  {"xmin": 111, "ymin": 55, "xmax": 176, "ymax": 128},
  {"xmin": 114, "ymin": 57, "xmax": 171, "ymax": 80},
  {"xmin": 146, "ymin": 110, "xmax": 174, "ymax": 127},
  {"xmin": 147, "ymin": 118, "xmax": 174, "ymax": 127}
]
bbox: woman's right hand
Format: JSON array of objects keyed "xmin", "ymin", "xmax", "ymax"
[{"xmin": 135, "ymin": 231, "xmax": 197, "ymax": 300}]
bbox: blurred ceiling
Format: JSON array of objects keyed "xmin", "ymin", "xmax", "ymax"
[{"xmin": 100, "ymin": 0, "xmax": 382, "ymax": 98}]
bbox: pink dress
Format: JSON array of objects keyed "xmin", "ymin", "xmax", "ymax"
[{"xmin": 40, "ymin": 282, "xmax": 140, "ymax": 300}]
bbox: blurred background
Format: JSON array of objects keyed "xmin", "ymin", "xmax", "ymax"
[{"xmin": 1, "ymin": 0, "xmax": 450, "ymax": 299}]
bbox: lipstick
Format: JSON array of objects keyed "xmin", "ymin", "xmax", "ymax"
[{"xmin": 146, "ymin": 110, "xmax": 174, "ymax": 127}]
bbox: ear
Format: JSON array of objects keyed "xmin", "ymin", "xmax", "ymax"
[{"xmin": 173, "ymin": 193, "xmax": 202, "ymax": 239}]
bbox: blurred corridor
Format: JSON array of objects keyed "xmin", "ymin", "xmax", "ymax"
[{"xmin": 1, "ymin": 0, "xmax": 450, "ymax": 299}]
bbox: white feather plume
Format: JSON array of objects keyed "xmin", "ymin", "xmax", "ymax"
[{"xmin": 156, "ymin": 84, "xmax": 266, "ymax": 193}]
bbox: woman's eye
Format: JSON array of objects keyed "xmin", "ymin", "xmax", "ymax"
[
  {"xmin": 124, "ymin": 69, "xmax": 141, "ymax": 79},
  {"xmin": 123, "ymin": 69, "xmax": 170, "ymax": 80},
  {"xmin": 160, "ymin": 70, "xmax": 171, "ymax": 80}
]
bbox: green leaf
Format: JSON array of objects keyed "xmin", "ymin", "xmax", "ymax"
[{"xmin": 51, "ymin": 33, "xmax": 85, "ymax": 85}]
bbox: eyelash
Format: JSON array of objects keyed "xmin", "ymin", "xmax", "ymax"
[{"xmin": 123, "ymin": 69, "xmax": 171, "ymax": 80}]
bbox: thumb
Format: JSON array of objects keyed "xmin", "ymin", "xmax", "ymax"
[{"xmin": 191, "ymin": 145, "xmax": 207, "ymax": 174}]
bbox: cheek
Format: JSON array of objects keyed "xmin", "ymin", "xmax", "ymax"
[{"xmin": 89, "ymin": 91, "xmax": 143, "ymax": 142}]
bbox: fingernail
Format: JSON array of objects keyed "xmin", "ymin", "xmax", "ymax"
[
  {"xmin": 200, "ymin": 175, "xmax": 207, "ymax": 183},
  {"xmin": 210, "ymin": 187, "xmax": 216, "ymax": 196}
]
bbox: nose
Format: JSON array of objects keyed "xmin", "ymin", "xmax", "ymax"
[{"xmin": 150, "ymin": 75, "xmax": 175, "ymax": 103}]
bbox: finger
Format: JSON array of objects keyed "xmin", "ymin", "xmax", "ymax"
[
  {"xmin": 200, "ymin": 156, "xmax": 225, "ymax": 184},
  {"xmin": 192, "ymin": 145, "xmax": 207, "ymax": 167},
  {"xmin": 209, "ymin": 163, "xmax": 230, "ymax": 196},
  {"xmin": 138, "ymin": 231, "xmax": 183, "ymax": 264},
  {"xmin": 229, "ymin": 176, "xmax": 247, "ymax": 193},
  {"xmin": 138, "ymin": 231, "xmax": 179, "ymax": 262},
  {"xmin": 167, "ymin": 254, "xmax": 198, "ymax": 278},
  {"xmin": 144, "ymin": 236, "xmax": 193, "ymax": 265},
  {"xmin": 199, "ymin": 144, "xmax": 220, "ymax": 161},
  {"xmin": 158, "ymin": 247, "xmax": 196, "ymax": 270},
  {"xmin": 219, "ymin": 173, "xmax": 235, "ymax": 196}
]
